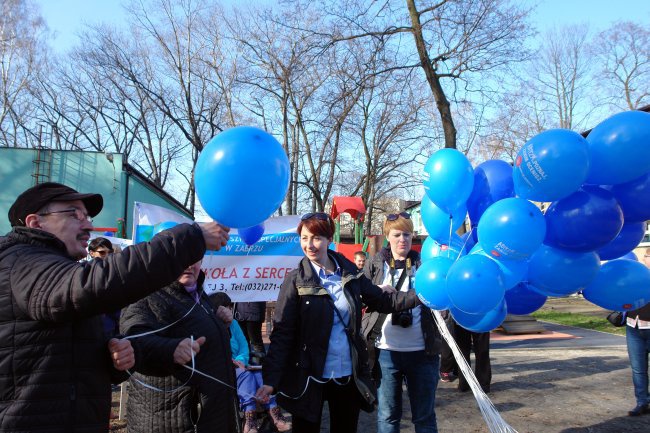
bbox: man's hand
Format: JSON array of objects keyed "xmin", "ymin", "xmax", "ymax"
[
  {"xmin": 198, "ymin": 221, "xmax": 230, "ymax": 251},
  {"xmin": 108, "ymin": 338, "xmax": 135, "ymax": 371},
  {"xmin": 173, "ymin": 336, "xmax": 206, "ymax": 365},
  {"xmin": 216, "ymin": 306, "xmax": 233, "ymax": 325}
]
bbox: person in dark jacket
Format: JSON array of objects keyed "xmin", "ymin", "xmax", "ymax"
[
  {"xmin": 255, "ymin": 212, "xmax": 419, "ymax": 433},
  {"xmin": 233, "ymin": 301, "xmax": 267, "ymax": 354},
  {"xmin": 120, "ymin": 260, "xmax": 238, "ymax": 433},
  {"xmin": 361, "ymin": 212, "xmax": 442, "ymax": 433},
  {"xmin": 0, "ymin": 182, "xmax": 229, "ymax": 433}
]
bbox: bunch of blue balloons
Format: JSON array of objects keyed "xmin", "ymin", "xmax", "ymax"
[{"xmin": 416, "ymin": 110, "xmax": 650, "ymax": 332}]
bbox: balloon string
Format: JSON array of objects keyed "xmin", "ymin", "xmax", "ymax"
[
  {"xmin": 447, "ymin": 214, "xmax": 454, "ymax": 260},
  {"xmin": 457, "ymin": 226, "xmax": 475, "ymax": 262}
]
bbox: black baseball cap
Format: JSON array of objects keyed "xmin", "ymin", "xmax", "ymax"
[{"xmin": 8, "ymin": 182, "xmax": 103, "ymax": 227}]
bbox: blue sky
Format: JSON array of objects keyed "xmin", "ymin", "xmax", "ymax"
[{"xmin": 36, "ymin": 0, "xmax": 650, "ymax": 53}]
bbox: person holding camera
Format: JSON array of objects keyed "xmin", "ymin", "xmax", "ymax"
[{"xmin": 361, "ymin": 212, "xmax": 442, "ymax": 433}]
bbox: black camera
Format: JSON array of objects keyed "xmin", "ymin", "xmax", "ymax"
[{"xmin": 392, "ymin": 309, "xmax": 413, "ymax": 328}]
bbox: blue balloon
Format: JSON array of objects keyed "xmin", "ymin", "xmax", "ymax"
[
  {"xmin": 528, "ymin": 245, "xmax": 600, "ymax": 297},
  {"xmin": 446, "ymin": 254, "xmax": 505, "ymax": 314},
  {"xmin": 596, "ymin": 221, "xmax": 646, "ymax": 260},
  {"xmin": 513, "ymin": 129, "xmax": 590, "ymax": 202},
  {"xmin": 195, "ymin": 126, "xmax": 290, "ymax": 228},
  {"xmin": 616, "ymin": 251, "xmax": 639, "ymax": 261},
  {"xmin": 477, "ymin": 198, "xmax": 546, "ymax": 261},
  {"xmin": 544, "ymin": 186, "xmax": 623, "ymax": 252},
  {"xmin": 460, "ymin": 230, "xmax": 477, "ymax": 252},
  {"xmin": 582, "ymin": 259, "xmax": 650, "ymax": 311},
  {"xmin": 451, "ymin": 300, "xmax": 507, "ymax": 333},
  {"xmin": 238, "ymin": 223, "xmax": 265, "ymax": 246},
  {"xmin": 420, "ymin": 234, "xmax": 466, "ymax": 262},
  {"xmin": 422, "ymin": 148, "xmax": 474, "ymax": 213},
  {"xmin": 609, "ymin": 173, "xmax": 650, "ymax": 222},
  {"xmin": 586, "ymin": 111, "xmax": 650, "ymax": 185},
  {"xmin": 153, "ymin": 221, "xmax": 178, "ymax": 235},
  {"xmin": 467, "ymin": 159, "xmax": 514, "ymax": 226},
  {"xmin": 415, "ymin": 257, "xmax": 454, "ymax": 310},
  {"xmin": 420, "ymin": 195, "xmax": 467, "ymax": 243},
  {"xmin": 470, "ymin": 245, "xmax": 528, "ymax": 290},
  {"xmin": 505, "ymin": 282, "xmax": 547, "ymax": 315}
]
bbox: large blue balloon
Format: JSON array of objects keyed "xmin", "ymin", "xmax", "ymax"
[
  {"xmin": 544, "ymin": 186, "xmax": 623, "ymax": 252},
  {"xmin": 477, "ymin": 198, "xmax": 546, "ymax": 261},
  {"xmin": 415, "ymin": 257, "xmax": 454, "ymax": 310},
  {"xmin": 466, "ymin": 160, "xmax": 514, "ymax": 226},
  {"xmin": 470, "ymin": 245, "xmax": 528, "ymax": 290},
  {"xmin": 446, "ymin": 254, "xmax": 505, "ymax": 314},
  {"xmin": 527, "ymin": 245, "xmax": 600, "ymax": 297},
  {"xmin": 505, "ymin": 282, "xmax": 547, "ymax": 315},
  {"xmin": 513, "ymin": 129, "xmax": 590, "ymax": 202},
  {"xmin": 582, "ymin": 259, "xmax": 650, "ymax": 311},
  {"xmin": 609, "ymin": 173, "xmax": 650, "ymax": 222},
  {"xmin": 422, "ymin": 148, "xmax": 474, "ymax": 213},
  {"xmin": 238, "ymin": 223, "xmax": 265, "ymax": 246},
  {"xmin": 586, "ymin": 111, "xmax": 650, "ymax": 185},
  {"xmin": 420, "ymin": 195, "xmax": 467, "ymax": 243},
  {"xmin": 420, "ymin": 234, "xmax": 466, "ymax": 262},
  {"xmin": 451, "ymin": 300, "xmax": 507, "ymax": 333},
  {"xmin": 195, "ymin": 126, "xmax": 290, "ymax": 228},
  {"xmin": 596, "ymin": 221, "xmax": 646, "ymax": 260},
  {"xmin": 153, "ymin": 221, "xmax": 178, "ymax": 235}
]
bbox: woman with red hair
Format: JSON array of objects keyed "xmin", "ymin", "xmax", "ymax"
[{"xmin": 256, "ymin": 212, "xmax": 419, "ymax": 433}]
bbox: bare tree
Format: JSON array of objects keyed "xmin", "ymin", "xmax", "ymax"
[
  {"xmin": 310, "ymin": 0, "xmax": 532, "ymax": 150},
  {"xmin": 594, "ymin": 21, "xmax": 650, "ymax": 110},
  {"xmin": 0, "ymin": 0, "xmax": 48, "ymax": 147}
]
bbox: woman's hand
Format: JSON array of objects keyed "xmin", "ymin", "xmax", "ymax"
[
  {"xmin": 232, "ymin": 359, "xmax": 246, "ymax": 370},
  {"xmin": 173, "ymin": 336, "xmax": 206, "ymax": 365},
  {"xmin": 255, "ymin": 385, "xmax": 274, "ymax": 404}
]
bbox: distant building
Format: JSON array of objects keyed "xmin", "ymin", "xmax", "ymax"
[{"xmin": 0, "ymin": 148, "xmax": 191, "ymax": 236}]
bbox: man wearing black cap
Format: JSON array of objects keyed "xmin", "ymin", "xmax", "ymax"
[{"xmin": 0, "ymin": 182, "xmax": 230, "ymax": 432}]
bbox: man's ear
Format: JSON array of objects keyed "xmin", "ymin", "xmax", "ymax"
[{"xmin": 24, "ymin": 214, "xmax": 42, "ymax": 229}]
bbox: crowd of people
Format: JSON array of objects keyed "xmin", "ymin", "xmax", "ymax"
[{"xmin": 1, "ymin": 181, "xmax": 648, "ymax": 433}]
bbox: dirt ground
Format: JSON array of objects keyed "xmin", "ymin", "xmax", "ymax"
[{"xmin": 110, "ymin": 296, "xmax": 650, "ymax": 432}]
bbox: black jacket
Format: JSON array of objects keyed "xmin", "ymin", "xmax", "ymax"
[
  {"xmin": 233, "ymin": 301, "xmax": 266, "ymax": 322},
  {"xmin": 361, "ymin": 248, "xmax": 442, "ymax": 373},
  {"xmin": 120, "ymin": 274, "xmax": 236, "ymax": 433},
  {"xmin": 262, "ymin": 250, "xmax": 418, "ymax": 422},
  {"xmin": 0, "ymin": 224, "xmax": 206, "ymax": 433}
]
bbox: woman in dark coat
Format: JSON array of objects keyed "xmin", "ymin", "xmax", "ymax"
[
  {"xmin": 255, "ymin": 212, "xmax": 419, "ymax": 433},
  {"xmin": 120, "ymin": 261, "xmax": 237, "ymax": 433}
]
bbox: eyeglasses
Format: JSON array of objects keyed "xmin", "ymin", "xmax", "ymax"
[
  {"xmin": 301, "ymin": 212, "xmax": 330, "ymax": 221},
  {"xmin": 38, "ymin": 208, "xmax": 93, "ymax": 223},
  {"xmin": 386, "ymin": 212, "xmax": 411, "ymax": 221}
]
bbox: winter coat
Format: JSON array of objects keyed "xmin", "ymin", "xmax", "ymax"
[
  {"xmin": 262, "ymin": 250, "xmax": 418, "ymax": 422},
  {"xmin": 120, "ymin": 273, "xmax": 237, "ymax": 433},
  {"xmin": 233, "ymin": 301, "xmax": 266, "ymax": 322},
  {"xmin": 0, "ymin": 224, "xmax": 206, "ymax": 433},
  {"xmin": 361, "ymin": 248, "xmax": 442, "ymax": 375}
]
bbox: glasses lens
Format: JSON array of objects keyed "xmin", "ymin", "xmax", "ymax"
[
  {"xmin": 301, "ymin": 212, "xmax": 329, "ymax": 221},
  {"xmin": 387, "ymin": 212, "xmax": 411, "ymax": 221}
]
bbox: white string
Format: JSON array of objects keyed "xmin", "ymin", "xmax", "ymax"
[
  {"xmin": 432, "ymin": 309, "xmax": 518, "ymax": 433},
  {"xmin": 127, "ymin": 335, "xmax": 196, "ymax": 393},
  {"xmin": 457, "ymin": 226, "xmax": 475, "ymax": 261}
]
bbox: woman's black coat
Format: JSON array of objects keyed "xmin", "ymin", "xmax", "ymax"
[{"xmin": 262, "ymin": 250, "xmax": 418, "ymax": 422}]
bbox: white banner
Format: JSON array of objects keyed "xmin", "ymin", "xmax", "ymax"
[{"xmin": 132, "ymin": 202, "xmax": 302, "ymax": 301}]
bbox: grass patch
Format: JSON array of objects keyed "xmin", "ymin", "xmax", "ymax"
[{"xmin": 531, "ymin": 310, "xmax": 626, "ymax": 336}]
